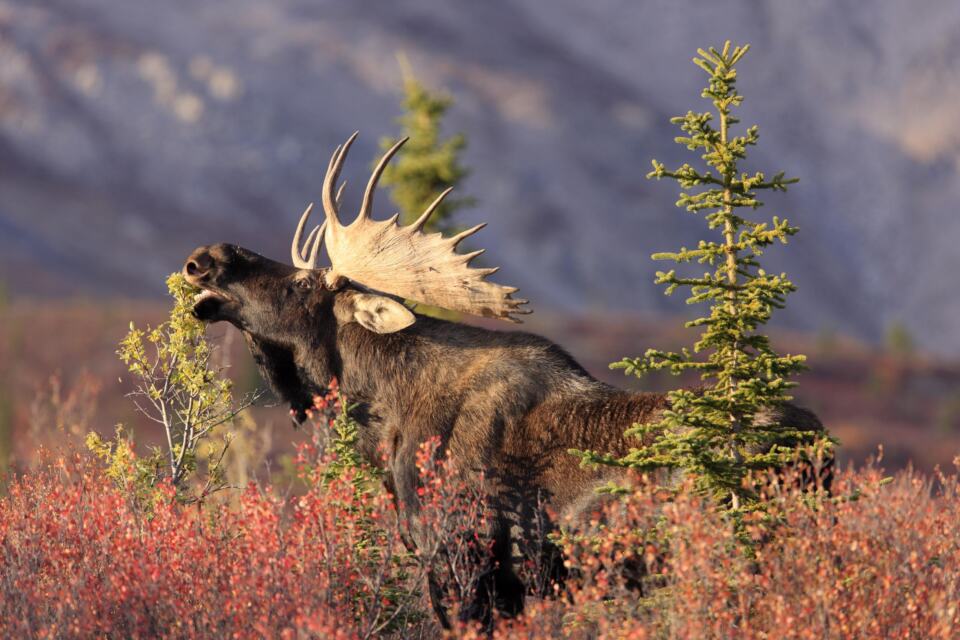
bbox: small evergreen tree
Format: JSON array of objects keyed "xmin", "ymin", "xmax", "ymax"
[
  {"xmin": 377, "ymin": 55, "xmax": 475, "ymax": 235},
  {"xmin": 320, "ymin": 397, "xmax": 383, "ymax": 493},
  {"xmin": 577, "ymin": 42, "xmax": 826, "ymax": 513},
  {"xmin": 377, "ymin": 56, "xmax": 476, "ymax": 321},
  {"xmin": 885, "ymin": 321, "xmax": 914, "ymax": 358}
]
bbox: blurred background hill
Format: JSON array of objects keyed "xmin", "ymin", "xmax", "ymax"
[
  {"xmin": 3, "ymin": 1, "xmax": 960, "ymax": 472},
  {"xmin": 5, "ymin": 0, "xmax": 960, "ymax": 348}
]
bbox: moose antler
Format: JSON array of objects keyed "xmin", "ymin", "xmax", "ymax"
[
  {"xmin": 291, "ymin": 132, "xmax": 530, "ymax": 322},
  {"xmin": 291, "ymin": 182, "xmax": 347, "ymax": 269}
]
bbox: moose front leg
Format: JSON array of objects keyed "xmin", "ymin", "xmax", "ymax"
[
  {"xmin": 386, "ymin": 431, "xmax": 521, "ymax": 630},
  {"xmin": 382, "ymin": 436, "xmax": 455, "ymax": 628},
  {"xmin": 380, "ymin": 464, "xmax": 453, "ymax": 630}
]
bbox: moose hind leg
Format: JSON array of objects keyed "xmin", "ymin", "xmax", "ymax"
[
  {"xmin": 490, "ymin": 519, "xmax": 525, "ymax": 620},
  {"xmin": 462, "ymin": 526, "xmax": 526, "ymax": 627},
  {"xmin": 493, "ymin": 563, "xmax": 525, "ymax": 617},
  {"xmin": 427, "ymin": 568, "xmax": 453, "ymax": 630}
]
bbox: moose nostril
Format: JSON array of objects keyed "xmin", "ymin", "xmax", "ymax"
[{"xmin": 184, "ymin": 250, "xmax": 214, "ymax": 279}]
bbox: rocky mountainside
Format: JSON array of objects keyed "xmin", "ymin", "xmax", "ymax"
[{"xmin": 3, "ymin": 1, "xmax": 960, "ymax": 351}]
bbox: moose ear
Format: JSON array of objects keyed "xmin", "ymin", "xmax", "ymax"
[{"xmin": 351, "ymin": 293, "xmax": 416, "ymax": 334}]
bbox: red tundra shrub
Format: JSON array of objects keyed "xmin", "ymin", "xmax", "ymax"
[
  {"xmin": 735, "ymin": 463, "xmax": 960, "ymax": 639},
  {"xmin": 3, "ymin": 443, "xmax": 959, "ymax": 639},
  {"xmin": 0, "ymin": 449, "xmax": 410, "ymax": 638},
  {"xmin": 481, "ymin": 461, "xmax": 960, "ymax": 639},
  {"xmin": 0, "ymin": 429, "xmax": 494, "ymax": 638}
]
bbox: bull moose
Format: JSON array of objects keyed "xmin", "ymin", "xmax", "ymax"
[{"xmin": 183, "ymin": 132, "xmax": 826, "ymax": 626}]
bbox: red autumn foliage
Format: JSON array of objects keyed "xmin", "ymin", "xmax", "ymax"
[
  {"xmin": 0, "ymin": 449, "xmax": 390, "ymax": 638},
  {"xmin": 2, "ymin": 439, "xmax": 959, "ymax": 638},
  {"xmin": 470, "ymin": 460, "xmax": 960, "ymax": 639}
]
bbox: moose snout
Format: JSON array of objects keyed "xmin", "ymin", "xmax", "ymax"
[
  {"xmin": 183, "ymin": 245, "xmax": 229, "ymax": 287},
  {"xmin": 184, "ymin": 249, "xmax": 213, "ymax": 278},
  {"xmin": 183, "ymin": 248, "xmax": 217, "ymax": 291}
]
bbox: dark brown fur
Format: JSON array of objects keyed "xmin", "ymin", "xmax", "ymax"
[{"xmin": 183, "ymin": 242, "xmax": 826, "ymax": 626}]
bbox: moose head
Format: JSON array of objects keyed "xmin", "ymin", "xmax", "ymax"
[
  {"xmin": 184, "ymin": 132, "xmax": 529, "ymax": 329},
  {"xmin": 182, "ymin": 132, "xmax": 528, "ymax": 420}
]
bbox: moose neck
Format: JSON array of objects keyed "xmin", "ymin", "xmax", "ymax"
[
  {"xmin": 241, "ymin": 295, "xmax": 341, "ymax": 420},
  {"xmin": 328, "ymin": 320, "xmax": 422, "ymax": 410},
  {"xmin": 319, "ymin": 312, "xmax": 480, "ymax": 462}
]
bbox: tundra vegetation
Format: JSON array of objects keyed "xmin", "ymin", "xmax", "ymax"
[
  {"xmin": 87, "ymin": 274, "xmax": 261, "ymax": 506},
  {"xmin": 574, "ymin": 42, "xmax": 833, "ymax": 517},
  {"xmin": 1, "ymin": 43, "xmax": 959, "ymax": 639}
]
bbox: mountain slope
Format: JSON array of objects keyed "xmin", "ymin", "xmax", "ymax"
[{"xmin": 2, "ymin": 0, "xmax": 960, "ymax": 350}]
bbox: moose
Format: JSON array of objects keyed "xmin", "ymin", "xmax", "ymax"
[{"xmin": 183, "ymin": 133, "xmax": 826, "ymax": 626}]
